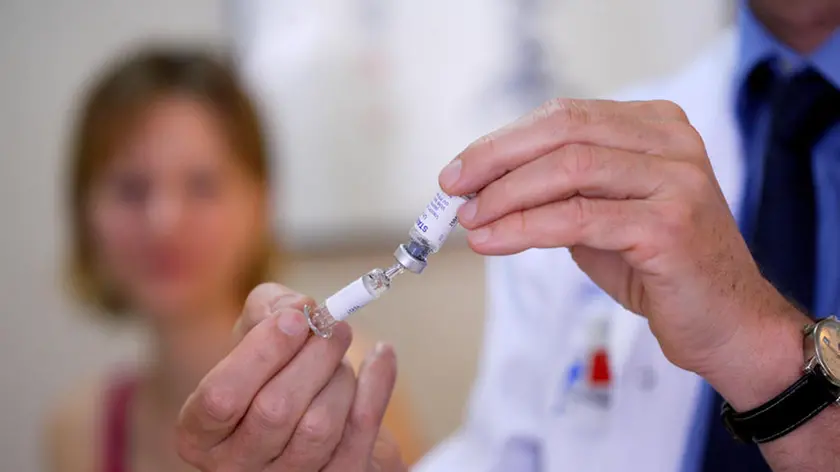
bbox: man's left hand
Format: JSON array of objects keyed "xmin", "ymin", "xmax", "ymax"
[{"xmin": 440, "ymin": 98, "xmax": 802, "ymax": 388}]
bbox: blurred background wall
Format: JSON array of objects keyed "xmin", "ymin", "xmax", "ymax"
[{"xmin": 0, "ymin": 0, "xmax": 730, "ymax": 470}]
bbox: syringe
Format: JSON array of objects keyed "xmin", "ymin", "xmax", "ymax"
[{"xmin": 305, "ymin": 189, "xmax": 472, "ymax": 338}]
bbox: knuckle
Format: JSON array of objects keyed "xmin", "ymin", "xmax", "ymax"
[
  {"xmin": 662, "ymin": 165, "xmax": 706, "ymax": 213},
  {"xmin": 198, "ymin": 384, "xmax": 239, "ymax": 425},
  {"xmin": 651, "ymin": 99, "xmax": 688, "ymax": 121},
  {"xmin": 297, "ymin": 407, "xmax": 340, "ymax": 446},
  {"xmin": 569, "ymin": 196, "xmax": 590, "ymax": 228},
  {"xmin": 680, "ymin": 127, "xmax": 705, "ymax": 153},
  {"xmin": 484, "ymin": 182, "xmax": 506, "ymax": 217},
  {"xmin": 252, "ymin": 393, "xmax": 294, "ymax": 430},
  {"xmin": 473, "ymin": 131, "xmax": 498, "ymax": 152},
  {"xmin": 543, "ymin": 97, "xmax": 589, "ymax": 125},
  {"xmin": 662, "ymin": 121, "xmax": 705, "ymax": 155},
  {"xmin": 242, "ymin": 283, "xmax": 283, "ymax": 324},
  {"xmin": 481, "ymin": 184, "xmax": 519, "ymax": 228},
  {"xmin": 336, "ymin": 361, "xmax": 356, "ymax": 380},
  {"xmin": 463, "ymin": 130, "xmax": 501, "ymax": 163},
  {"xmin": 564, "ymin": 143, "xmax": 597, "ymax": 180},
  {"xmin": 174, "ymin": 427, "xmax": 204, "ymax": 466},
  {"xmin": 335, "ymin": 364, "xmax": 359, "ymax": 395},
  {"xmin": 510, "ymin": 210, "xmax": 529, "ymax": 237},
  {"xmin": 566, "ymin": 197, "xmax": 594, "ymax": 244},
  {"xmin": 537, "ymin": 97, "xmax": 565, "ymax": 119},
  {"xmin": 251, "ymin": 335, "xmax": 280, "ymax": 365},
  {"xmin": 352, "ymin": 406, "xmax": 381, "ymax": 432}
]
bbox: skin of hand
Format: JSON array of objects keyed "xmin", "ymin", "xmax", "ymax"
[
  {"xmin": 175, "ymin": 283, "xmax": 406, "ymax": 472},
  {"xmin": 439, "ymin": 98, "xmax": 809, "ymax": 402}
]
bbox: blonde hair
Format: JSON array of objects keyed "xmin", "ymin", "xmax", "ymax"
[{"xmin": 66, "ymin": 47, "xmax": 280, "ymax": 315}]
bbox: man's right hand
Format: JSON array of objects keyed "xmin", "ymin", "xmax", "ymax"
[{"xmin": 175, "ymin": 283, "xmax": 405, "ymax": 471}]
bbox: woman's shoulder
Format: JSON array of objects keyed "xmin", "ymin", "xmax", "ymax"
[{"xmin": 44, "ymin": 376, "xmax": 112, "ymax": 472}]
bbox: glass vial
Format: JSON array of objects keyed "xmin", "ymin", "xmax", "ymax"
[{"xmin": 306, "ymin": 263, "xmax": 404, "ymax": 338}]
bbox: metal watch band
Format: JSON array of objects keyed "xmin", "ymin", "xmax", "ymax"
[{"xmin": 720, "ymin": 365, "xmax": 839, "ymax": 444}]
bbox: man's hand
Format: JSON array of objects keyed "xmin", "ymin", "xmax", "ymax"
[
  {"xmin": 439, "ymin": 98, "xmax": 804, "ymax": 391},
  {"xmin": 176, "ymin": 283, "xmax": 405, "ymax": 472}
]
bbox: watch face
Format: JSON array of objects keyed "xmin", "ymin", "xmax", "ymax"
[{"xmin": 815, "ymin": 319, "xmax": 840, "ymax": 385}]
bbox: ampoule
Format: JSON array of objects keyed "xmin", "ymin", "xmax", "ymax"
[{"xmin": 305, "ymin": 189, "xmax": 472, "ymax": 338}]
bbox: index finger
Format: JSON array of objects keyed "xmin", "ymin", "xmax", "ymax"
[{"xmin": 439, "ymin": 98, "xmax": 687, "ymax": 196}]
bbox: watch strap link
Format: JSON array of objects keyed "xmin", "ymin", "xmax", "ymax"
[{"xmin": 721, "ymin": 366, "xmax": 838, "ymax": 444}]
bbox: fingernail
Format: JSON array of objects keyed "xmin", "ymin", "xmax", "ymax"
[
  {"xmin": 373, "ymin": 342, "xmax": 393, "ymax": 359},
  {"xmin": 270, "ymin": 294, "xmax": 301, "ymax": 315},
  {"xmin": 458, "ymin": 199, "xmax": 478, "ymax": 223},
  {"xmin": 439, "ymin": 159, "xmax": 462, "ymax": 189},
  {"xmin": 277, "ymin": 310, "xmax": 307, "ymax": 336},
  {"xmin": 469, "ymin": 226, "xmax": 493, "ymax": 244}
]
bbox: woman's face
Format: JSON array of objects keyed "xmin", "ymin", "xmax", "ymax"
[{"xmin": 88, "ymin": 96, "xmax": 266, "ymax": 318}]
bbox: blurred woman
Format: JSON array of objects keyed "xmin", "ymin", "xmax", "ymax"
[{"xmin": 46, "ymin": 47, "xmax": 424, "ymax": 472}]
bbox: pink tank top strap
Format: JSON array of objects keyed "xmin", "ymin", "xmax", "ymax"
[{"xmin": 102, "ymin": 373, "xmax": 138, "ymax": 472}]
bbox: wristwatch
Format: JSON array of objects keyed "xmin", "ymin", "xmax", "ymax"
[{"xmin": 721, "ymin": 315, "xmax": 840, "ymax": 444}]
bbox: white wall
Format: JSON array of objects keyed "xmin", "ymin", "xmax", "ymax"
[
  {"xmin": 0, "ymin": 1, "xmax": 729, "ymax": 470},
  {"xmin": 235, "ymin": 0, "xmax": 731, "ymax": 250},
  {"xmin": 543, "ymin": 0, "xmax": 732, "ymax": 95}
]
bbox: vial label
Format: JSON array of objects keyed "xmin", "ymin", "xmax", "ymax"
[
  {"xmin": 412, "ymin": 190, "xmax": 470, "ymax": 252},
  {"xmin": 324, "ymin": 277, "xmax": 375, "ymax": 321}
]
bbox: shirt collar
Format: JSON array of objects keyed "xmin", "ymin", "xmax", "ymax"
[{"xmin": 736, "ymin": 1, "xmax": 840, "ymax": 90}]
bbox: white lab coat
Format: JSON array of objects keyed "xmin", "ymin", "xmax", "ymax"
[{"xmin": 414, "ymin": 28, "xmax": 745, "ymax": 472}]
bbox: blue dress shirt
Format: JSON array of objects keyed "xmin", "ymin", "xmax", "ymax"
[{"xmin": 681, "ymin": 4, "xmax": 840, "ymax": 472}]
